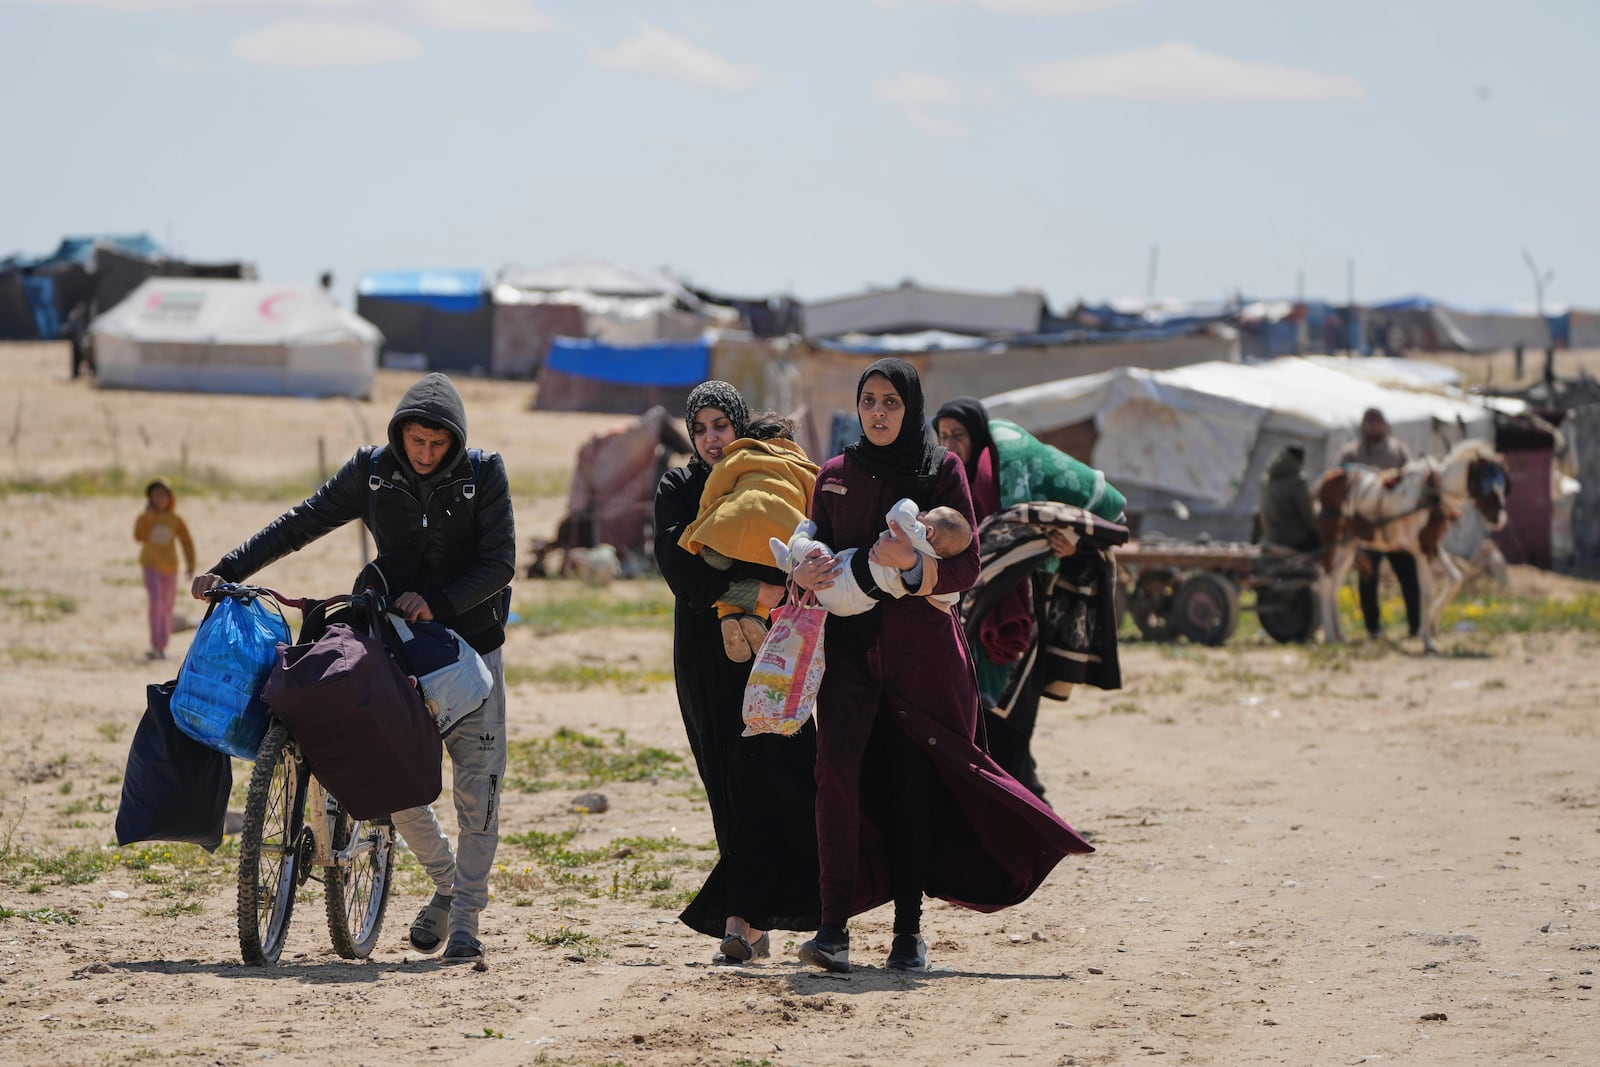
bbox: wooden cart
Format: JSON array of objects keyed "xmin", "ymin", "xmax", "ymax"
[{"xmin": 1116, "ymin": 539, "xmax": 1322, "ymax": 646}]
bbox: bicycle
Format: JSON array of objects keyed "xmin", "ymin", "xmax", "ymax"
[{"xmin": 202, "ymin": 585, "xmax": 398, "ymax": 966}]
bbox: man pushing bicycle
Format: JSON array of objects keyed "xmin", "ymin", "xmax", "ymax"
[{"xmin": 194, "ymin": 372, "xmax": 515, "ymax": 963}]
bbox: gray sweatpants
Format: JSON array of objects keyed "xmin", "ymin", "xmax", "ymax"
[{"xmin": 390, "ymin": 647, "xmax": 506, "ymax": 941}]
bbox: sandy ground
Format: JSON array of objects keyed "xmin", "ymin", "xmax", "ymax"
[{"xmin": 2, "ymin": 343, "xmax": 1598, "ymax": 1067}]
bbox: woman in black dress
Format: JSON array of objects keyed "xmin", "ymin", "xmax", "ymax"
[{"xmin": 653, "ymin": 380, "xmax": 821, "ymax": 961}]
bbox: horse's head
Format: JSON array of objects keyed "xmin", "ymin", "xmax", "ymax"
[{"xmin": 1466, "ymin": 457, "xmax": 1512, "ymax": 530}]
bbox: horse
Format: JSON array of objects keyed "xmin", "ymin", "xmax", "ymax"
[{"xmin": 1313, "ymin": 438, "xmax": 1511, "ymax": 653}]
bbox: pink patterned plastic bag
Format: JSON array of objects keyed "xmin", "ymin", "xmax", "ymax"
[{"xmin": 741, "ymin": 589, "xmax": 826, "ymax": 737}]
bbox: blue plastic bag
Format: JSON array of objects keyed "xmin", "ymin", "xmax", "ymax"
[{"xmin": 171, "ymin": 594, "xmax": 291, "ymax": 760}]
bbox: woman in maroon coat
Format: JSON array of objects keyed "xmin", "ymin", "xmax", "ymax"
[{"xmin": 791, "ymin": 358, "xmax": 1093, "ymax": 974}]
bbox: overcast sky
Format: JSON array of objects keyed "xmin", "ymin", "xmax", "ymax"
[{"xmin": 3, "ymin": 0, "xmax": 1596, "ymax": 312}]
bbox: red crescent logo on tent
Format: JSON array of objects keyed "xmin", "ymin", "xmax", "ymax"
[{"xmin": 259, "ymin": 293, "xmax": 292, "ymax": 319}]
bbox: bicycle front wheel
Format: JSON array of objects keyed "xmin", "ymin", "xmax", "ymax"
[
  {"xmin": 237, "ymin": 721, "xmax": 309, "ymax": 965},
  {"xmin": 324, "ymin": 803, "xmax": 395, "ymax": 960}
]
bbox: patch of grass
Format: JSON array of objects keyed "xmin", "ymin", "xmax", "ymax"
[
  {"xmin": 143, "ymin": 900, "xmax": 203, "ymax": 918},
  {"xmin": 0, "ymin": 465, "xmax": 323, "ymax": 502},
  {"xmin": 1442, "ymin": 592, "xmax": 1600, "ymax": 635},
  {"xmin": 608, "ymin": 863, "xmax": 673, "ymax": 898},
  {"xmin": 504, "ymin": 663, "xmax": 674, "ymax": 690},
  {"xmin": 503, "ymin": 827, "xmax": 694, "ymax": 906},
  {"xmin": 507, "ymin": 467, "xmax": 572, "ymax": 499},
  {"xmin": 96, "ymin": 722, "xmax": 124, "ymax": 744},
  {"xmin": 504, "ymin": 726, "xmax": 686, "ymax": 793},
  {"xmin": 528, "ymin": 924, "xmax": 604, "ymax": 953},
  {"xmin": 1304, "ymin": 639, "xmax": 1393, "ymax": 672},
  {"xmin": 1, "ymin": 839, "xmax": 231, "ymax": 890},
  {"xmin": 0, "ymin": 587, "xmax": 77, "ymax": 622},
  {"xmin": 12, "ymin": 906, "xmax": 79, "ymax": 925},
  {"xmin": 1212, "ymin": 665, "xmax": 1273, "ymax": 689},
  {"xmin": 514, "ymin": 591, "xmax": 675, "ymax": 635},
  {"xmin": 60, "ymin": 794, "xmax": 114, "ymax": 816}
]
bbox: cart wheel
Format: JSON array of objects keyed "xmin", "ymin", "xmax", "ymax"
[
  {"xmin": 1257, "ymin": 585, "xmax": 1319, "ymax": 644},
  {"xmin": 1127, "ymin": 568, "xmax": 1179, "ymax": 642},
  {"xmin": 1173, "ymin": 572, "xmax": 1240, "ymax": 646}
]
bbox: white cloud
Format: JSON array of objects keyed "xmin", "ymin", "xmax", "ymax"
[
  {"xmin": 228, "ymin": 17, "xmax": 422, "ymax": 68},
  {"xmin": 901, "ymin": 107, "xmax": 970, "ymax": 139},
  {"xmin": 589, "ymin": 23, "xmax": 760, "ymax": 91},
  {"xmin": 875, "ymin": 70, "xmax": 988, "ymax": 138},
  {"xmin": 873, "ymin": 0, "xmax": 1134, "ymax": 13},
  {"xmin": 1019, "ymin": 42, "xmax": 1366, "ymax": 103},
  {"xmin": 400, "ymin": 0, "xmax": 549, "ymax": 33},
  {"xmin": 875, "ymin": 71, "xmax": 956, "ymax": 105}
]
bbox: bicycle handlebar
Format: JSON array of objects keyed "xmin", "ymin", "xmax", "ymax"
[{"xmin": 201, "ymin": 582, "xmax": 312, "ymax": 611}]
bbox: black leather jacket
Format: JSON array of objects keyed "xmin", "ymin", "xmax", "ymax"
[{"xmin": 213, "ymin": 444, "xmax": 516, "ymax": 653}]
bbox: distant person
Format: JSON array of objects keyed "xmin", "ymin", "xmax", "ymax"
[
  {"xmin": 318, "ymin": 270, "xmax": 334, "ymax": 292},
  {"xmin": 1338, "ymin": 408, "xmax": 1421, "ymax": 639},
  {"xmin": 1323, "ymin": 311, "xmax": 1345, "ymax": 356},
  {"xmin": 65, "ymin": 303, "xmax": 93, "ymax": 379},
  {"xmin": 1251, "ymin": 445, "xmax": 1320, "ymax": 553},
  {"xmin": 133, "ymin": 479, "xmax": 196, "ymax": 661}
]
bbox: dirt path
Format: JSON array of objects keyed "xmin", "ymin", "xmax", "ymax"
[{"xmin": 2, "ymin": 343, "xmax": 1597, "ymax": 1066}]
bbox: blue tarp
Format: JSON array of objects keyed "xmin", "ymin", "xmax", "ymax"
[
  {"xmin": 356, "ymin": 269, "xmax": 485, "ymax": 313},
  {"xmin": 545, "ymin": 338, "xmax": 709, "ymax": 386},
  {"xmin": 2, "ymin": 233, "xmax": 164, "ymax": 273},
  {"xmin": 20, "ymin": 276, "xmax": 60, "ymax": 338}
]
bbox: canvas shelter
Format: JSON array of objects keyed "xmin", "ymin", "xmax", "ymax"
[
  {"xmin": 356, "ymin": 269, "xmax": 492, "ymax": 375},
  {"xmin": 92, "ymin": 278, "xmax": 379, "ymax": 398},
  {"xmin": 529, "ymin": 405, "xmax": 693, "ymax": 576},
  {"xmin": 801, "ymin": 280, "xmax": 1046, "ymax": 339},
  {"xmin": 495, "ymin": 257, "xmax": 730, "ymax": 345},
  {"xmin": 790, "ymin": 323, "xmax": 1240, "ymax": 452},
  {"xmin": 982, "ymin": 357, "xmax": 1502, "ymax": 542},
  {"xmin": 1369, "ymin": 297, "xmax": 1554, "ymax": 353}
]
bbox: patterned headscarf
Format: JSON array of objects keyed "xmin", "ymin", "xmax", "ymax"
[{"xmin": 683, "ymin": 380, "xmax": 751, "ymax": 468}]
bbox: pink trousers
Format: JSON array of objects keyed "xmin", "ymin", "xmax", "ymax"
[{"xmin": 142, "ymin": 567, "xmax": 177, "ymax": 653}]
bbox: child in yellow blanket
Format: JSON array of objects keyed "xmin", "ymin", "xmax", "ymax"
[{"xmin": 678, "ymin": 412, "xmax": 819, "ymax": 662}]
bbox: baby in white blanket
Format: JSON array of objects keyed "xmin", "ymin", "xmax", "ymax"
[{"xmin": 770, "ymin": 498, "xmax": 973, "ymax": 615}]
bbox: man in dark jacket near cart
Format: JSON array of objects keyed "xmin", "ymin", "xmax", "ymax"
[
  {"xmin": 192, "ymin": 372, "xmax": 515, "ymax": 963},
  {"xmin": 1251, "ymin": 444, "xmax": 1320, "ymax": 553}
]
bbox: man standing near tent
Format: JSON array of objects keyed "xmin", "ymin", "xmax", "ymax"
[
  {"xmin": 192, "ymin": 372, "xmax": 515, "ymax": 962},
  {"xmin": 1337, "ymin": 407, "xmax": 1421, "ymax": 639}
]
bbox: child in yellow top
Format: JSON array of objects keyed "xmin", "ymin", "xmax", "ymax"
[
  {"xmin": 134, "ymin": 479, "xmax": 196, "ymax": 660},
  {"xmin": 678, "ymin": 413, "xmax": 819, "ymax": 663}
]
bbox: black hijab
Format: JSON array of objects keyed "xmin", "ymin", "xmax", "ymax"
[
  {"xmin": 843, "ymin": 357, "xmax": 946, "ymax": 498},
  {"xmin": 932, "ymin": 396, "xmax": 996, "ymax": 483}
]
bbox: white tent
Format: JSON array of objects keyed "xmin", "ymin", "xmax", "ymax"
[
  {"xmin": 92, "ymin": 278, "xmax": 379, "ymax": 398},
  {"xmin": 984, "ymin": 357, "xmax": 1503, "ymax": 541},
  {"xmin": 802, "ymin": 281, "xmax": 1045, "ymax": 339},
  {"xmin": 493, "ymin": 256, "xmax": 731, "ymax": 344}
]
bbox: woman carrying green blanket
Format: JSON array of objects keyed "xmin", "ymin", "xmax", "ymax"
[{"xmin": 933, "ymin": 398, "xmax": 1126, "ymax": 800}]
